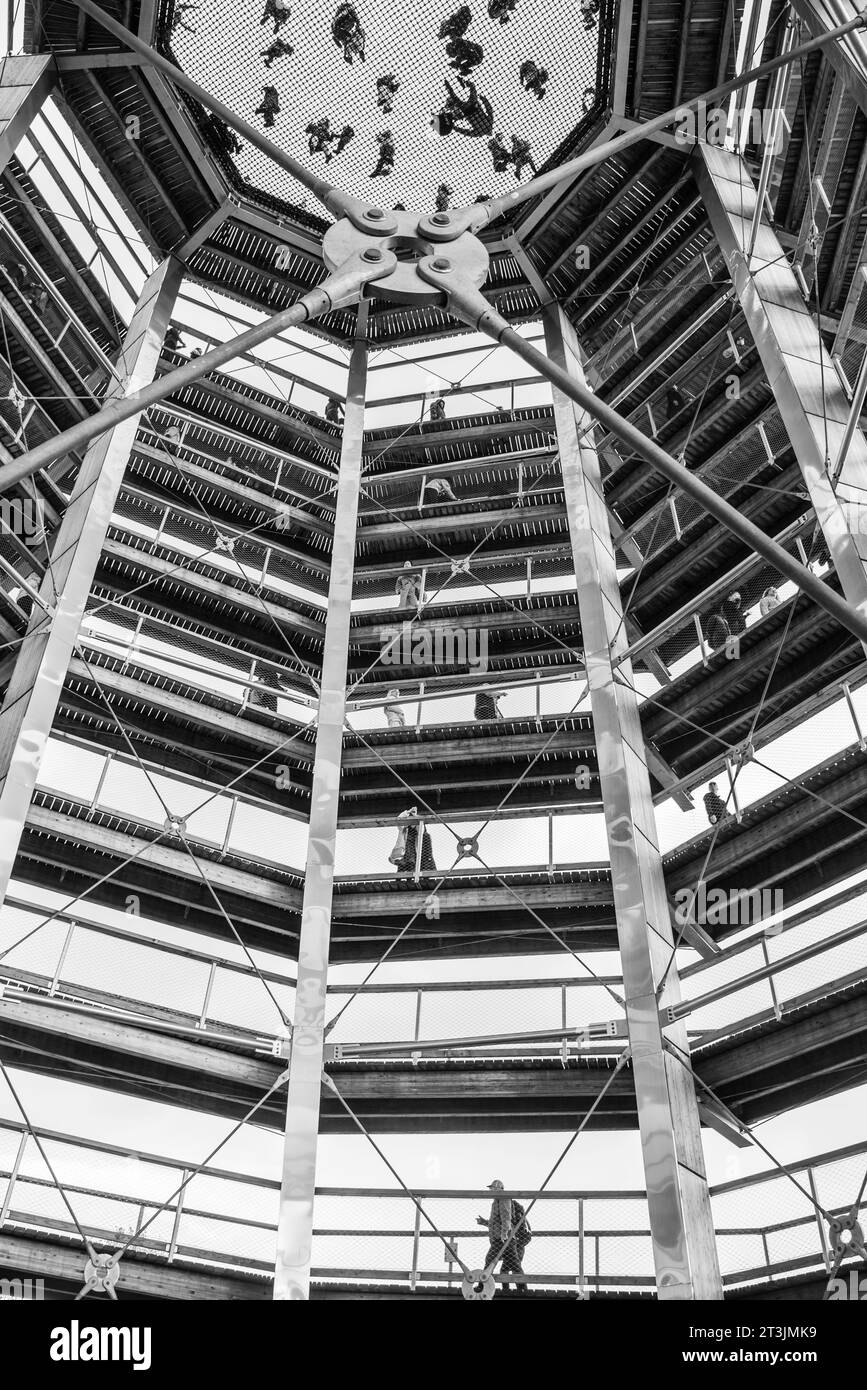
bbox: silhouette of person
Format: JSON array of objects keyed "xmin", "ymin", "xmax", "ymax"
[
  {"xmin": 261, "ymin": 37, "xmax": 294, "ymax": 67},
  {"xmin": 475, "ymin": 689, "xmax": 506, "ymax": 720},
  {"xmin": 437, "ymin": 77, "xmax": 493, "ymax": 137},
  {"xmin": 306, "ymin": 118, "xmax": 355, "ymax": 161},
  {"xmin": 332, "ymin": 2, "xmax": 366, "ymax": 62},
  {"xmin": 384, "ymin": 687, "xmax": 406, "ymax": 728},
  {"xmin": 255, "ymin": 86, "xmax": 281, "ymax": 128},
  {"xmin": 424, "ymin": 477, "xmax": 457, "ymax": 502},
  {"xmin": 703, "ymin": 781, "xmax": 728, "ymax": 826},
  {"xmin": 390, "ymin": 807, "xmax": 436, "ymax": 876},
  {"xmin": 519, "ymin": 60, "xmax": 548, "ymax": 99},
  {"xmin": 759, "ymin": 586, "xmax": 781, "ymax": 616},
  {"xmin": 370, "ymin": 130, "xmax": 396, "ymax": 177},
  {"xmin": 396, "ymin": 561, "xmax": 422, "ymax": 610},
  {"xmin": 260, "ymin": 0, "xmax": 292, "ymax": 35},
  {"xmin": 439, "ymin": 6, "xmax": 483, "ymax": 76},
  {"xmin": 488, "ymin": 132, "xmax": 536, "ymax": 177},
  {"xmin": 580, "ymin": 0, "xmax": 599, "ymax": 29},
  {"xmin": 720, "ymin": 590, "xmax": 746, "ymax": 636},
  {"xmin": 376, "ymin": 74, "xmax": 400, "ymax": 114}
]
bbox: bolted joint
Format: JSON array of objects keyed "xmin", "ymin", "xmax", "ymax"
[
  {"xmin": 456, "ymin": 835, "xmax": 480, "ymax": 861},
  {"xmin": 83, "ymin": 1253, "xmax": 120, "ymax": 1293},
  {"xmin": 163, "ymin": 813, "xmax": 187, "ymax": 836},
  {"xmin": 327, "ymin": 190, "xmax": 399, "ymax": 237},
  {"xmin": 827, "ymin": 1209, "xmax": 866, "ymax": 1259}
]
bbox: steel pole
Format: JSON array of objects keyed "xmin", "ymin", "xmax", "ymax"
[
  {"xmin": 694, "ymin": 144, "xmax": 867, "ymax": 644},
  {"xmin": 422, "ymin": 262, "xmax": 867, "ymax": 647},
  {"xmin": 0, "ymin": 250, "xmax": 394, "ymax": 493},
  {"xmin": 418, "ymin": 9, "xmax": 867, "ymax": 240},
  {"xmin": 541, "ymin": 304, "xmax": 721, "ymax": 1298},
  {"xmin": 0, "ymin": 258, "xmax": 183, "ymax": 907},
  {"xmin": 273, "ymin": 319, "xmax": 368, "ymax": 1302}
]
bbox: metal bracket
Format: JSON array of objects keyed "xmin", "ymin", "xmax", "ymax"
[
  {"xmin": 82, "ymin": 1251, "xmax": 120, "ymax": 1296},
  {"xmin": 462, "ymin": 1267, "xmax": 497, "ymax": 1300},
  {"xmin": 162, "ymin": 813, "xmax": 187, "ymax": 836},
  {"xmin": 322, "ymin": 211, "xmax": 489, "ymax": 308},
  {"xmin": 456, "ymin": 835, "xmax": 480, "ymax": 862},
  {"xmin": 732, "ymin": 740, "xmax": 755, "ymax": 769},
  {"xmin": 828, "ymin": 1208, "xmax": 867, "ymax": 1263}
]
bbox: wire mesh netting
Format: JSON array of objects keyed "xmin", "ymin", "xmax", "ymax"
[{"xmin": 162, "ymin": 0, "xmax": 603, "ymax": 214}]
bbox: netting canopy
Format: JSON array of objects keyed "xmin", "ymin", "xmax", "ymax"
[{"xmin": 162, "ymin": 0, "xmax": 602, "ymax": 214}]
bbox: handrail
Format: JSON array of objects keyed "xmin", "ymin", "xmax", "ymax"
[{"xmin": 1, "ymin": 1116, "xmax": 861, "ymax": 1291}]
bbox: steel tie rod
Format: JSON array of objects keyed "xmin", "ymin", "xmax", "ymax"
[
  {"xmin": 420, "ymin": 259, "xmax": 867, "ymax": 649},
  {"xmin": 0, "ymin": 249, "xmax": 395, "ymax": 493},
  {"xmin": 418, "ymin": 7, "xmax": 867, "ymax": 239}
]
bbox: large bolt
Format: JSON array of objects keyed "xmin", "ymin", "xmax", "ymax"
[
  {"xmin": 362, "ymin": 248, "xmax": 383, "ymax": 262},
  {"xmin": 431, "ymin": 212, "xmax": 450, "ymax": 226},
  {"xmin": 430, "ymin": 257, "xmax": 452, "ymax": 272},
  {"xmin": 365, "ymin": 208, "xmax": 385, "ymax": 221}
]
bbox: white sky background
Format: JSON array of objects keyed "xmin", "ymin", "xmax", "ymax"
[{"xmin": 1, "ymin": 22, "xmax": 866, "ymax": 1282}]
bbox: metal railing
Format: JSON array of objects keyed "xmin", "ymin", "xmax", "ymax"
[
  {"xmin": 0, "ymin": 1118, "xmax": 862, "ymax": 1294},
  {"xmin": 2, "ymin": 880, "xmax": 866, "ymax": 1051}
]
